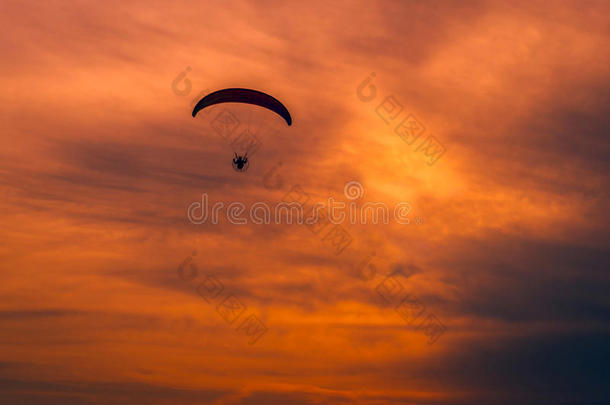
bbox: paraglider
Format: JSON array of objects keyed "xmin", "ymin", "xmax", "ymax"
[
  {"xmin": 232, "ymin": 152, "xmax": 249, "ymax": 172},
  {"xmin": 192, "ymin": 88, "xmax": 292, "ymax": 172}
]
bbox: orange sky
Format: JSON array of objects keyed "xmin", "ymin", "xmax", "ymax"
[{"xmin": 1, "ymin": 1, "xmax": 609, "ymax": 404}]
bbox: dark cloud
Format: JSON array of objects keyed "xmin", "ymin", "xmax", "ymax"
[
  {"xmin": 0, "ymin": 379, "xmax": 230, "ymax": 405},
  {"xmin": 0, "ymin": 309, "xmax": 88, "ymax": 320},
  {"xmin": 423, "ymin": 232, "xmax": 610, "ymax": 323}
]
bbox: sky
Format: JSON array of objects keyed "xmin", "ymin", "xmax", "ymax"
[{"xmin": 1, "ymin": 0, "xmax": 609, "ymax": 404}]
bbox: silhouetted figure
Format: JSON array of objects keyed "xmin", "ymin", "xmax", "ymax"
[{"xmin": 232, "ymin": 153, "xmax": 249, "ymax": 172}]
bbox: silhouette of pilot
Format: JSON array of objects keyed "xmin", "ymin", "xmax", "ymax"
[{"xmin": 232, "ymin": 153, "xmax": 249, "ymax": 172}]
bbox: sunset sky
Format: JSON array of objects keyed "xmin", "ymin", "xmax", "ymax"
[{"xmin": 1, "ymin": 1, "xmax": 609, "ymax": 404}]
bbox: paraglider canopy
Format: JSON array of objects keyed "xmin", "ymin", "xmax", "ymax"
[{"xmin": 192, "ymin": 88, "xmax": 292, "ymax": 126}]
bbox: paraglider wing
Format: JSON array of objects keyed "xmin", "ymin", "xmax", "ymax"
[{"xmin": 191, "ymin": 88, "xmax": 292, "ymax": 126}]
